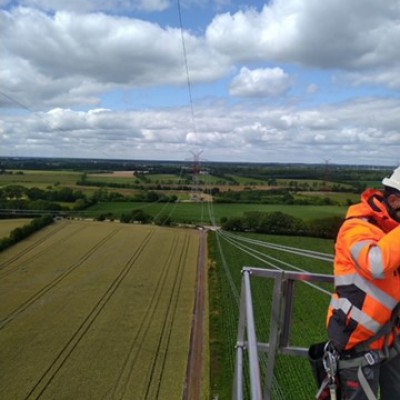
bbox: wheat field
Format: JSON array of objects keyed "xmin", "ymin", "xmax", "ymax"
[{"xmin": 0, "ymin": 220, "xmax": 200, "ymax": 400}]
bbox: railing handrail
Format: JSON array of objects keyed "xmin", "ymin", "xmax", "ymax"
[{"xmin": 233, "ymin": 267, "xmax": 334, "ymax": 400}]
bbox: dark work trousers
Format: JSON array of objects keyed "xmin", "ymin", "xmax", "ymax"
[{"xmin": 339, "ymin": 352, "xmax": 400, "ymax": 400}]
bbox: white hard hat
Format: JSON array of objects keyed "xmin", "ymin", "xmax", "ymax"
[{"xmin": 382, "ymin": 166, "xmax": 400, "ymax": 192}]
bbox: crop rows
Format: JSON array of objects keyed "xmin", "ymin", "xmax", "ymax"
[{"xmin": 0, "ymin": 220, "xmax": 199, "ymax": 400}]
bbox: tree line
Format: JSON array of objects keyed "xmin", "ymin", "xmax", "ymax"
[
  {"xmin": 0, "ymin": 215, "xmax": 54, "ymax": 252},
  {"xmin": 221, "ymin": 211, "xmax": 343, "ymax": 239},
  {"xmin": 0, "ymin": 184, "xmax": 178, "ymax": 217}
]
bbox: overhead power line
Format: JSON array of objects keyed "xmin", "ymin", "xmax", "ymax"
[
  {"xmin": 0, "ymin": 90, "xmax": 35, "ymax": 113},
  {"xmin": 219, "ymin": 231, "xmax": 333, "ymax": 296},
  {"xmin": 177, "ymin": 0, "xmax": 197, "ymax": 135},
  {"xmin": 222, "ymin": 231, "xmax": 334, "ymax": 262}
]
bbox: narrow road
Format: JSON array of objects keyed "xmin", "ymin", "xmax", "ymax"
[{"xmin": 183, "ymin": 230, "xmax": 207, "ymax": 400}]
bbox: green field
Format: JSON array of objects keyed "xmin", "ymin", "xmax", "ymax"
[
  {"xmin": 223, "ymin": 175, "xmax": 266, "ymax": 185},
  {"xmin": 83, "ymin": 201, "xmax": 347, "ymax": 224},
  {"xmin": 208, "ymin": 231, "xmax": 334, "ymax": 399},
  {"xmin": 140, "ymin": 173, "xmax": 188, "ymax": 183},
  {"xmin": 86, "ymin": 174, "xmax": 138, "ymax": 185},
  {"xmin": 0, "ymin": 170, "xmax": 81, "ymax": 188},
  {"xmin": 0, "ymin": 220, "xmax": 201, "ymax": 400},
  {"xmin": 296, "ymin": 191, "xmax": 360, "ymax": 204}
]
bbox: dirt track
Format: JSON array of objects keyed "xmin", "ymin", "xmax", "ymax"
[{"xmin": 184, "ymin": 230, "xmax": 207, "ymax": 400}]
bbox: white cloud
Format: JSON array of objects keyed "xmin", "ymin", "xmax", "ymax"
[
  {"xmin": 2, "ymin": 1, "xmax": 400, "ymax": 110},
  {"xmin": 206, "ymin": 0, "xmax": 400, "ymax": 70},
  {"xmin": 2, "ymin": 97, "xmax": 400, "ymax": 165},
  {"xmin": 344, "ymin": 67, "xmax": 400, "ymax": 91},
  {"xmin": 0, "ymin": 7, "xmax": 229, "ymax": 108},
  {"xmin": 229, "ymin": 67, "xmax": 291, "ymax": 97},
  {"xmin": 1, "ymin": 1, "xmax": 400, "ymax": 165}
]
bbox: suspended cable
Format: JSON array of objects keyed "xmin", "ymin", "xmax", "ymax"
[
  {"xmin": 204, "ymin": 179, "xmax": 291, "ymax": 399},
  {"xmin": 177, "ymin": 0, "xmax": 197, "ymax": 134},
  {"xmin": 219, "ymin": 231, "xmax": 332, "ymax": 296},
  {"xmin": 152, "ymin": 164, "xmax": 185, "ymax": 223},
  {"xmin": 0, "ymin": 90, "xmax": 35, "ymax": 113},
  {"xmin": 222, "ymin": 230, "xmax": 334, "ymax": 262}
]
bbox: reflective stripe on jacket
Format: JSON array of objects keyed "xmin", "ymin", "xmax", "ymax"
[{"xmin": 327, "ymin": 189, "xmax": 400, "ymax": 351}]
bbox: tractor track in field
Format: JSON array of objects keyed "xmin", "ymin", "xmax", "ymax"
[
  {"xmin": 144, "ymin": 233, "xmax": 190, "ymax": 399},
  {"xmin": 109, "ymin": 232, "xmax": 191, "ymax": 399},
  {"xmin": 0, "ymin": 221, "xmax": 87, "ymax": 278},
  {"xmin": 24, "ymin": 230, "xmax": 155, "ymax": 400},
  {"xmin": 0, "ymin": 228, "xmax": 121, "ymax": 330}
]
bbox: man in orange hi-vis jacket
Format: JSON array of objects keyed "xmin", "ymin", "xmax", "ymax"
[{"xmin": 326, "ymin": 166, "xmax": 400, "ymax": 400}]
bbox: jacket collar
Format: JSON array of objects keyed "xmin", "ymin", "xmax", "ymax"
[{"xmin": 346, "ymin": 189, "xmax": 399, "ymax": 233}]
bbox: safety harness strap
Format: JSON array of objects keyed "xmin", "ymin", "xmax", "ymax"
[
  {"xmin": 314, "ymin": 376, "xmax": 329, "ymax": 399},
  {"xmin": 339, "ymin": 344, "xmax": 400, "ymax": 370},
  {"xmin": 353, "ymin": 302, "xmax": 400, "ymax": 354},
  {"xmin": 338, "ymin": 338, "xmax": 400, "ymax": 400},
  {"xmin": 337, "ymin": 351, "xmax": 381, "ymax": 400},
  {"xmin": 339, "ymin": 352, "xmax": 382, "ymax": 370},
  {"xmin": 314, "ymin": 304, "xmax": 400, "ymax": 399},
  {"xmin": 352, "ymin": 323, "xmax": 391, "ymax": 353},
  {"xmin": 357, "ymin": 365, "xmax": 377, "ymax": 400}
]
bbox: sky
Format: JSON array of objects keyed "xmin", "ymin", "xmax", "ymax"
[{"xmin": 1, "ymin": 0, "xmax": 400, "ymax": 166}]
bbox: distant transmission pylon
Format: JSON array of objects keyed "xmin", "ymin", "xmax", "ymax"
[
  {"xmin": 323, "ymin": 159, "xmax": 330, "ymax": 191},
  {"xmin": 190, "ymin": 150, "xmax": 203, "ymax": 202}
]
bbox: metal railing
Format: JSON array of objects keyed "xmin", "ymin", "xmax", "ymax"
[{"xmin": 233, "ymin": 267, "xmax": 334, "ymax": 400}]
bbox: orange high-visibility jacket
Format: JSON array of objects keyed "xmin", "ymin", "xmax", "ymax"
[{"xmin": 327, "ymin": 189, "xmax": 400, "ymax": 351}]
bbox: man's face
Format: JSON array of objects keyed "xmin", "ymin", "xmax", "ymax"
[{"xmin": 388, "ymin": 193, "xmax": 400, "ymax": 222}]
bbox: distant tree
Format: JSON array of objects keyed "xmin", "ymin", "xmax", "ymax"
[
  {"xmin": 108, "ymin": 192, "xmax": 124, "ymax": 201},
  {"xmin": 91, "ymin": 189, "xmax": 109, "ymax": 202},
  {"xmin": 306, "ymin": 216, "xmax": 343, "ymax": 239},
  {"xmin": 243, "ymin": 211, "xmax": 264, "ymax": 231},
  {"xmin": 210, "ymin": 187, "xmax": 220, "ymax": 196},
  {"xmin": 120, "ymin": 213, "xmax": 131, "ymax": 223},
  {"xmin": 3, "ymin": 185, "xmax": 25, "ymax": 199},
  {"xmin": 73, "ymin": 198, "xmax": 88, "ymax": 210},
  {"xmin": 95, "ymin": 214, "xmax": 106, "ymax": 221},
  {"xmin": 9, "ymin": 227, "xmax": 24, "ymax": 242},
  {"xmin": 146, "ymin": 191, "xmax": 159, "ymax": 202},
  {"xmin": 27, "ymin": 187, "xmax": 46, "ymax": 200},
  {"xmin": 131, "ymin": 209, "xmax": 152, "ymax": 223},
  {"xmin": 221, "ymin": 217, "xmax": 245, "ymax": 231},
  {"xmin": 257, "ymin": 212, "xmax": 303, "ymax": 234},
  {"xmin": 55, "ymin": 187, "xmax": 75, "ymax": 202}
]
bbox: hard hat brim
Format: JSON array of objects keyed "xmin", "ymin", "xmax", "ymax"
[{"xmin": 382, "ymin": 177, "xmax": 400, "ymax": 192}]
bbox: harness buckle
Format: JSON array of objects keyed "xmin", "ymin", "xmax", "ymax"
[{"xmin": 364, "ymin": 351, "xmax": 379, "ymax": 366}]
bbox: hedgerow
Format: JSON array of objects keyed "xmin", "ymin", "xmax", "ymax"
[
  {"xmin": 221, "ymin": 211, "xmax": 343, "ymax": 239},
  {"xmin": 0, "ymin": 215, "xmax": 54, "ymax": 252}
]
